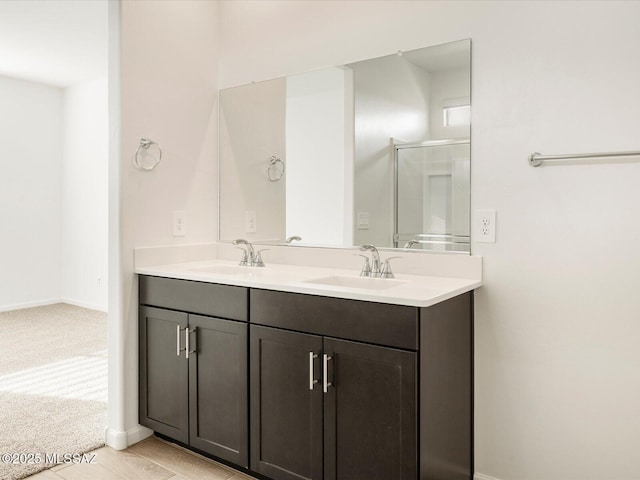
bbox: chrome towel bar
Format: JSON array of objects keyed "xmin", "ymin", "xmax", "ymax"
[{"xmin": 529, "ymin": 150, "xmax": 640, "ymax": 167}]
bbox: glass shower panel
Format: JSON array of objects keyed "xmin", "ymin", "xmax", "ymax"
[{"xmin": 395, "ymin": 141, "xmax": 470, "ymax": 252}]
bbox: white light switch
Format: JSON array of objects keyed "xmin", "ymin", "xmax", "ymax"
[
  {"xmin": 245, "ymin": 211, "xmax": 257, "ymax": 233},
  {"xmin": 173, "ymin": 210, "xmax": 186, "ymax": 237},
  {"xmin": 357, "ymin": 212, "xmax": 370, "ymax": 230}
]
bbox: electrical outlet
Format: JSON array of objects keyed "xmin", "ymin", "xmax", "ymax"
[
  {"xmin": 475, "ymin": 209, "xmax": 496, "ymax": 243},
  {"xmin": 173, "ymin": 210, "xmax": 186, "ymax": 236}
]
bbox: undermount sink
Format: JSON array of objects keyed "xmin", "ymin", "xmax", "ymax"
[
  {"xmin": 304, "ymin": 275, "xmax": 407, "ymax": 291},
  {"xmin": 189, "ymin": 264, "xmax": 253, "ymax": 275}
]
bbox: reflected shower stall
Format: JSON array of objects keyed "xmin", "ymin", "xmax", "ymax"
[{"xmin": 394, "ymin": 139, "xmax": 470, "ymax": 252}]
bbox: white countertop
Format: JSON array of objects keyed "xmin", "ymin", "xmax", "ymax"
[{"xmin": 135, "ymin": 259, "xmax": 482, "ymax": 307}]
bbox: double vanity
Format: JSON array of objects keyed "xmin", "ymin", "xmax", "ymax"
[
  {"xmin": 135, "ymin": 244, "xmax": 481, "ymax": 480},
  {"xmin": 136, "ymin": 30, "xmax": 476, "ymax": 480}
]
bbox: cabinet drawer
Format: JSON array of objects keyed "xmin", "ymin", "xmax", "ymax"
[
  {"xmin": 139, "ymin": 275, "xmax": 248, "ymax": 321},
  {"xmin": 250, "ymin": 289, "xmax": 418, "ymax": 350}
]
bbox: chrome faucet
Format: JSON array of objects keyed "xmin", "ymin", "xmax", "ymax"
[
  {"xmin": 232, "ymin": 239, "xmax": 255, "ymax": 266},
  {"xmin": 404, "ymin": 239, "xmax": 419, "ymax": 249},
  {"xmin": 358, "ymin": 245, "xmax": 400, "ymax": 278},
  {"xmin": 233, "ymin": 239, "xmax": 255, "ymax": 266},
  {"xmin": 359, "ymin": 244, "xmax": 381, "ymax": 277},
  {"xmin": 232, "ymin": 239, "xmax": 267, "ymax": 267}
]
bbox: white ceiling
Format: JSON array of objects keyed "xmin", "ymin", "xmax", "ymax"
[{"xmin": 0, "ymin": 0, "xmax": 108, "ymax": 88}]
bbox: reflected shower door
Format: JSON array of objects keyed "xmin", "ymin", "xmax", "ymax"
[{"xmin": 395, "ymin": 141, "xmax": 470, "ymax": 252}]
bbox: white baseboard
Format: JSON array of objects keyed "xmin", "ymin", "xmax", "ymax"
[
  {"xmin": 0, "ymin": 298, "xmax": 61, "ymax": 313},
  {"xmin": 104, "ymin": 428, "xmax": 127, "ymax": 450},
  {"xmin": 127, "ymin": 425, "xmax": 154, "ymax": 446},
  {"xmin": 0, "ymin": 298, "xmax": 107, "ymax": 313},
  {"xmin": 62, "ymin": 298, "xmax": 108, "ymax": 313},
  {"xmin": 105, "ymin": 425, "xmax": 153, "ymax": 450},
  {"xmin": 475, "ymin": 473, "xmax": 503, "ymax": 480}
]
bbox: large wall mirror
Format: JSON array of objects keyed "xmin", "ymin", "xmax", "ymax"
[{"xmin": 219, "ymin": 39, "xmax": 471, "ymax": 253}]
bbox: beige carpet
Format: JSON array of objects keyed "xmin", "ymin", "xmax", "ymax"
[{"xmin": 0, "ymin": 303, "xmax": 107, "ymax": 480}]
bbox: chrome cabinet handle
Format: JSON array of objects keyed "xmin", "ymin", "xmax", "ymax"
[
  {"xmin": 309, "ymin": 352, "xmax": 318, "ymax": 390},
  {"xmin": 185, "ymin": 327, "xmax": 197, "ymax": 359},
  {"xmin": 176, "ymin": 325, "xmax": 183, "ymax": 356},
  {"xmin": 323, "ymin": 354, "xmax": 332, "ymax": 393}
]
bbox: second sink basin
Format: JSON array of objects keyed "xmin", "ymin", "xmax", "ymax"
[{"xmin": 304, "ymin": 275, "xmax": 407, "ymax": 290}]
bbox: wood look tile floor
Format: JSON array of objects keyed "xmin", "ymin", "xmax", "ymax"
[{"xmin": 27, "ymin": 436, "xmax": 257, "ymax": 480}]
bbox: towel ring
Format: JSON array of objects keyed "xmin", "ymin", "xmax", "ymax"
[
  {"xmin": 134, "ymin": 138, "xmax": 162, "ymax": 171},
  {"xmin": 267, "ymin": 155, "xmax": 285, "ymax": 181}
]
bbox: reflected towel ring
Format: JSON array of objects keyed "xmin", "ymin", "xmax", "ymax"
[
  {"xmin": 134, "ymin": 138, "xmax": 162, "ymax": 171},
  {"xmin": 267, "ymin": 155, "xmax": 285, "ymax": 181}
]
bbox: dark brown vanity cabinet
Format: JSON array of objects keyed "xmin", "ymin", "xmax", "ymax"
[
  {"xmin": 139, "ymin": 306, "xmax": 189, "ymax": 443},
  {"xmin": 323, "ymin": 337, "xmax": 417, "ymax": 480},
  {"xmin": 249, "ymin": 289, "xmax": 472, "ymax": 480},
  {"xmin": 138, "ymin": 276, "xmax": 249, "ymax": 467},
  {"xmin": 249, "ymin": 326, "xmax": 324, "ymax": 480},
  {"xmin": 250, "ymin": 324, "xmax": 417, "ymax": 480},
  {"xmin": 139, "ymin": 275, "xmax": 473, "ymax": 480}
]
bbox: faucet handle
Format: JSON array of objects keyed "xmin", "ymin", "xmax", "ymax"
[
  {"xmin": 355, "ymin": 254, "xmax": 372, "ymax": 277},
  {"xmin": 253, "ymin": 249, "xmax": 268, "ymax": 267},
  {"xmin": 380, "ymin": 256, "xmax": 402, "ymax": 279}
]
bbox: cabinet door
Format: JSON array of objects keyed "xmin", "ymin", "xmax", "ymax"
[
  {"xmin": 250, "ymin": 325, "xmax": 323, "ymax": 480},
  {"xmin": 139, "ymin": 306, "xmax": 189, "ymax": 443},
  {"xmin": 323, "ymin": 338, "xmax": 417, "ymax": 480},
  {"xmin": 188, "ymin": 315, "xmax": 248, "ymax": 467}
]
